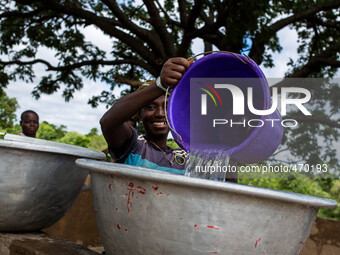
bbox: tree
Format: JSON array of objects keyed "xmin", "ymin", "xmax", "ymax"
[
  {"xmin": 86, "ymin": 127, "xmax": 108, "ymax": 151},
  {"xmin": 58, "ymin": 131, "xmax": 91, "ymax": 147},
  {"xmin": 0, "ymin": 90, "xmax": 19, "ymax": 129},
  {"xmin": 37, "ymin": 121, "xmax": 67, "ymax": 140},
  {"xmin": 239, "ymin": 177, "xmax": 340, "ymax": 220},
  {"xmin": 0, "ymin": 0, "xmax": 339, "ymax": 168}
]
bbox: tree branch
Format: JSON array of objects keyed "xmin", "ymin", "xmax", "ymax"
[
  {"xmin": 287, "ymin": 115, "xmax": 340, "ymax": 129},
  {"xmin": 272, "ymin": 148, "xmax": 290, "ymax": 157},
  {"xmin": 290, "ymin": 55, "xmax": 340, "ymax": 78},
  {"xmin": 313, "ymin": 18, "xmax": 340, "ymax": 29},
  {"xmin": 250, "ymin": 0, "xmax": 340, "ymax": 64},
  {"xmin": 178, "ymin": 0, "xmax": 187, "ymax": 26},
  {"xmin": 199, "ymin": 9, "xmax": 213, "ymax": 25},
  {"xmin": 0, "ymin": 58, "xmax": 155, "ymax": 76},
  {"xmin": 0, "ymin": 59, "xmax": 54, "ymax": 69},
  {"xmin": 271, "ymin": 1, "xmax": 340, "ymax": 32},
  {"xmin": 113, "ymin": 75, "xmax": 143, "ymax": 88},
  {"xmin": 0, "ymin": 8, "xmax": 45, "ymax": 19},
  {"xmin": 181, "ymin": 2, "xmax": 228, "ymax": 52},
  {"xmin": 36, "ymin": 0, "xmax": 158, "ymax": 69},
  {"xmin": 177, "ymin": 0, "xmax": 204, "ymax": 56},
  {"xmin": 270, "ymin": 158, "xmax": 303, "ymax": 165},
  {"xmin": 186, "ymin": 0, "xmax": 203, "ymax": 29},
  {"xmin": 101, "ymin": 0, "xmax": 164, "ymax": 59},
  {"xmin": 155, "ymin": 0, "xmax": 182, "ymax": 27},
  {"xmin": 273, "ymin": 43, "xmax": 340, "ymax": 82},
  {"xmin": 143, "ymin": 0, "xmax": 175, "ymax": 57}
]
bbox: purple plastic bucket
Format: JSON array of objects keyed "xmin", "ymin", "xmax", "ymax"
[{"xmin": 167, "ymin": 52, "xmax": 283, "ymax": 163}]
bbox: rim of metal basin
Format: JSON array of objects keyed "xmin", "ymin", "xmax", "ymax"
[
  {"xmin": 1, "ymin": 134, "xmax": 105, "ymax": 160},
  {"xmin": 75, "ymin": 158, "xmax": 337, "ymax": 209}
]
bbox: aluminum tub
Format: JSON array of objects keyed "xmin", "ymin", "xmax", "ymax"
[
  {"xmin": 76, "ymin": 159, "xmax": 337, "ymax": 255},
  {"xmin": 0, "ymin": 134, "xmax": 105, "ymax": 232}
]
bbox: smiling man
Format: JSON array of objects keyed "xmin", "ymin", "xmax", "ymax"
[
  {"xmin": 100, "ymin": 58, "xmax": 189, "ymax": 173},
  {"xmin": 19, "ymin": 110, "xmax": 39, "ymax": 138}
]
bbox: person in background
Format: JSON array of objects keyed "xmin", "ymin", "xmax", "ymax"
[
  {"xmin": 100, "ymin": 57, "xmax": 189, "ymax": 174},
  {"xmin": 19, "ymin": 110, "xmax": 39, "ymax": 138}
]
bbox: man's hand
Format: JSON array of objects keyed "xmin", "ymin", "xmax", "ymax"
[{"xmin": 160, "ymin": 57, "xmax": 191, "ymax": 90}]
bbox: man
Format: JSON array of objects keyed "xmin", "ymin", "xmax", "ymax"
[
  {"xmin": 100, "ymin": 57, "xmax": 189, "ymax": 173},
  {"xmin": 20, "ymin": 110, "xmax": 39, "ymax": 138}
]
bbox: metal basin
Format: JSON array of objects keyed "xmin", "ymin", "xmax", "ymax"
[
  {"xmin": 76, "ymin": 159, "xmax": 337, "ymax": 255},
  {"xmin": 0, "ymin": 134, "xmax": 105, "ymax": 232}
]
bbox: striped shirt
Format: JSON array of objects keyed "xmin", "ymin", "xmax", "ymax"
[{"xmin": 110, "ymin": 127, "xmax": 188, "ymax": 174}]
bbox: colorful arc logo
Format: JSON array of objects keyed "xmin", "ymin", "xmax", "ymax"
[{"xmin": 199, "ymin": 83, "xmax": 222, "ymax": 115}]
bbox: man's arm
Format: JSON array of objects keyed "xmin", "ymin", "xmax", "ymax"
[{"xmin": 100, "ymin": 57, "xmax": 190, "ymax": 152}]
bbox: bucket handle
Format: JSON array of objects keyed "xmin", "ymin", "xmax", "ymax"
[
  {"xmin": 164, "ymin": 51, "xmax": 252, "ymax": 149},
  {"xmin": 187, "ymin": 50, "xmax": 251, "ymax": 64},
  {"xmin": 164, "ymin": 86, "xmax": 186, "ymax": 145}
]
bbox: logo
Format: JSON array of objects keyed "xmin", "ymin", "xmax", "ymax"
[
  {"xmin": 199, "ymin": 83, "xmax": 223, "ymax": 115},
  {"xmin": 196, "ymin": 79, "xmax": 313, "ymax": 129},
  {"xmin": 200, "ymin": 84, "xmax": 311, "ymax": 116}
]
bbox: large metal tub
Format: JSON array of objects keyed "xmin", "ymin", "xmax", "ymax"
[
  {"xmin": 0, "ymin": 134, "xmax": 105, "ymax": 232},
  {"xmin": 76, "ymin": 159, "xmax": 337, "ymax": 255}
]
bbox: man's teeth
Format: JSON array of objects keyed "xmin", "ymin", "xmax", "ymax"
[{"xmin": 153, "ymin": 122, "xmax": 167, "ymax": 126}]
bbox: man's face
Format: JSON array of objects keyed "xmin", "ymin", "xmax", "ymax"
[
  {"xmin": 140, "ymin": 95, "xmax": 169, "ymax": 139},
  {"xmin": 20, "ymin": 112, "xmax": 39, "ymax": 137}
]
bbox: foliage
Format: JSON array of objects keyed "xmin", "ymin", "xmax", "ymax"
[
  {"xmin": 37, "ymin": 121, "xmax": 67, "ymax": 140},
  {"xmin": 167, "ymin": 138, "xmax": 180, "ymax": 149},
  {"xmin": 57, "ymin": 131, "xmax": 91, "ymax": 148},
  {"xmin": 1, "ymin": 1, "xmax": 338, "ymax": 100},
  {"xmin": 86, "ymin": 127, "xmax": 108, "ymax": 151},
  {"xmin": 0, "ymin": 2, "xmax": 339, "ymax": 175},
  {"xmin": 1, "ymin": 115, "xmax": 108, "ymax": 150},
  {"xmin": 0, "ymin": 90, "xmax": 19, "ymax": 129},
  {"xmin": 239, "ymin": 177, "xmax": 340, "ymax": 220},
  {"xmin": 2, "ymin": 123, "xmax": 21, "ymax": 135},
  {"xmin": 0, "ymin": 0, "xmax": 339, "ymax": 168},
  {"xmin": 320, "ymin": 179, "xmax": 340, "ymax": 220},
  {"xmin": 271, "ymin": 78, "xmax": 340, "ymax": 170}
]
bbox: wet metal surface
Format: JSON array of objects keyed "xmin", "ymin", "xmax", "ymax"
[
  {"xmin": 0, "ymin": 134, "xmax": 105, "ymax": 232},
  {"xmin": 76, "ymin": 159, "xmax": 337, "ymax": 255}
]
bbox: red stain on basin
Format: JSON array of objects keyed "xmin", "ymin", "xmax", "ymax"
[
  {"xmin": 109, "ymin": 184, "xmax": 112, "ymax": 191},
  {"xmin": 294, "ymin": 241, "xmax": 305, "ymax": 255},
  {"xmin": 194, "ymin": 224, "xmax": 199, "ymax": 230},
  {"xmin": 207, "ymin": 225, "xmax": 220, "ymax": 230},
  {"xmin": 122, "ymin": 182, "xmax": 146, "ymax": 214},
  {"xmin": 137, "ymin": 186, "xmax": 146, "ymax": 194},
  {"xmin": 255, "ymin": 237, "xmax": 261, "ymax": 248},
  {"xmin": 117, "ymin": 224, "xmax": 121, "ymax": 230},
  {"xmin": 152, "ymin": 185, "xmax": 158, "ymax": 190},
  {"xmin": 127, "ymin": 190, "xmax": 134, "ymax": 213}
]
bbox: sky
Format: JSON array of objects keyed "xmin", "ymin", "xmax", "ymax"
[{"xmin": 4, "ymin": 26, "xmax": 300, "ymax": 135}]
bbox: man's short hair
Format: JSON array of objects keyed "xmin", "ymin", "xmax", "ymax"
[{"xmin": 20, "ymin": 110, "xmax": 39, "ymax": 121}]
